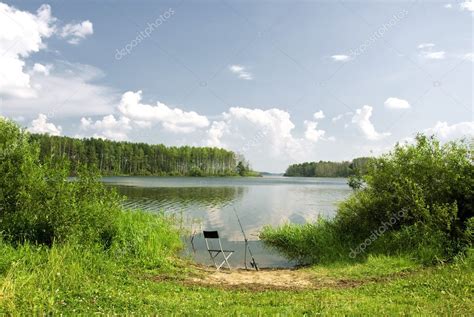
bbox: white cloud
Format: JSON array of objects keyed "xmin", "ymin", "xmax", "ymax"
[
  {"xmin": 2, "ymin": 62, "xmax": 117, "ymax": 118},
  {"xmin": 444, "ymin": 4, "xmax": 453, "ymax": 9},
  {"xmin": 460, "ymin": 1, "xmax": 474, "ymax": 11},
  {"xmin": 118, "ymin": 90, "xmax": 209, "ymax": 133},
  {"xmin": 313, "ymin": 110, "xmax": 325, "ymax": 120},
  {"xmin": 0, "ymin": 3, "xmax": 95, "ymax": 101},
  {"xmin": 304, "ymin": 120, "xmax": 326, "ymax": 142},
  {"xmin": 351, "ymin": 105, "xmax": 390, "ymax": 140},
  {"xmin": 206, "ymin": 107, "xmax": 309, "ymax": 171},
  {"xmin": 332, "ymin": 111, "xmax": 353, "ymax": 123},
  {"xmin": 384, "ymin": 97, "xmax": 410, "ymax": 109},
  {"xmin": 417, "ymin": 43, "xmax": 435, "ymax": 49},
  {"xmin": 0, "ymin": 3, "xmax": 55, "ymax": 98},
  {"xmin": 79, "ymin": 115, "xmax": 131, "ymax": 141},
  {"xmin": 203, "ymin": 107, "xmax": 338, "ymax": 171},
  {"xmin": 463, "ymin": 53, "xmax": 474, "ymax": 61},
  {"xmin": 60, "ymin": 20, "xmax": 93, "ymax": 44},
  {"xmin": 32, "ymin": 63, "xmax": 52, "ymax": 76},
  {"xmin": 28, "ymin": 113, "xmax": 61, "ymax": 136},
  {"xmin": 228, "ymin": 64, "xmax": 253, "ymax": 80},
  {"xmin": 424, "ymin": 121, "xmax": 474, "ymax": 140},
  {"xmin": 331, "ymin": 55, "xmax": 352, "ymax": 62},
  {"xmin": 421, "ymin": 51, "xmax": 446, "ymax": 60},
  {"xmin": 417, "ymin": 43, "xmax": 446, "ymax": 60},
  {"xmin": 207, "ymin": 121, "xmax": 228, "ymax": 147}
]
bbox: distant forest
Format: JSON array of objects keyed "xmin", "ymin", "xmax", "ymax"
[
  {"xmin": 284, "ymin": 157, "xmax": 371, "ymax": 177},
  {"xmin": 30, "ymin": 134, "xmax": 253, "ymax": 177}
]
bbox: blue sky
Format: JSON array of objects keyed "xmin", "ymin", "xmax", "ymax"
[{"xmin": 0, "ymin": 0, "xmax": 472, "ymax": 172}]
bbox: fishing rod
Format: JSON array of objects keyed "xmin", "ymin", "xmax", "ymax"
[{"xmin": 233, "ymin": 207, "xmax": 259, "ymax": 271}]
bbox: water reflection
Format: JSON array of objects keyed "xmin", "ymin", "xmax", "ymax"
[
  {"xmin": 103, "ymin": 176, "xmax": 351, "ymax": 267},
  {"xmin": 114, "ymin": 186, "xmax": 245, "ymax": 212}
]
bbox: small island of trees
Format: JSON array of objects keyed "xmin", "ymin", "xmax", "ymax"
[{"xmin": 284, "ymin": 157, "xmax": 371, "ymax": 177}]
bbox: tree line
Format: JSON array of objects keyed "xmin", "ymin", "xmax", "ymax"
[
  {"xmin": 30, "ymin": 134, "xmax": 251, "ymax": 176},
  {"xmin": 284, "ymin": 157, "xmax": 371, "ymax": 177}
]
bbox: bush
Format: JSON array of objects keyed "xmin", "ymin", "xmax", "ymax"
[
  {"xmin": 0, "ymin": 118, "xmax": 117, "ymax": 247},
  {"xmin": 261, "ymin": 135, "xmax": 474, "ymax": 264}
]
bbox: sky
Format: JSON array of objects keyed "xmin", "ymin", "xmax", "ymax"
[{"xmin": 0, "ymin": 0, "xmax": 473, "ymax": 172}]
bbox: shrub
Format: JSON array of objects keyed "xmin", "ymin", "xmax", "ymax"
[
  {"xmin": 336, "ymin": 135, "xmax": 473, "ymax": 261},
  {"xmin": 261, "ymin": 135, "xmax": 474, "ymax": 264},
  {"xmin": 0, "ymin": 118, "xmax": 120, "ymax": 247}
]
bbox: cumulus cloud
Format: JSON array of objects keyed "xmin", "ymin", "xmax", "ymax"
[
  {"xmin": 206, "ymin": 107, "xmax": 310, "ymax": 171},
  {"xmin": 3, "ymin": 62, "xmax": 117, "ymax": 118},
  {"xmin": 384, "ymin": 97, "xmax": 410, "ymax": 109},
  {"xmin": 313, "ymin": 110, "xmax": 325, "ymax": 120},
  {"xmin": 424, "ymin": 121, "xmax": 474, "ymax": 141},
  {"xmin": 460, "ymin": 1, "xmax": 474, "ymax": 11},
  {"xmin": 444, "ymin": 3, "xmax": 453, "ymax": 9},
  {"xmin": 28, "ymin": 113, "xmax": 61, "ymax": 135},
  {"xmin": 207, "ymin": 121, "xmax": 228, "ymax": 147},
  {"xmin": 32, "ymin": 63, "xmax": 52, "ymax": 76},
  {"xmin": 118, "ymin": 91, "xmax": 209, "ymax": 133},
  {"xmin": 351, "ymin": 105, "xmax": 390, "ymax": 140},
  {"xmin": 229, "ymin": 65, "xmax": 253, "ymax": 80},
  {"xmin": 60, "ymin": 20, "xmax": 93, "ymax": 44},
  {"xmin": 79, "ymin": 115, "xmax": 131, "ymax": 141},
  {"xmin": 0, "ymin": 3, "xmax": 55, "ymax": 98},
  {"xmin": 331, "ymin": 54, "xmax": 352, "ymax": 62},
  {"xmin": 304, "ymin": 120, "xmax": 326, "ymax": 142},
  {"xmin": 0, "ymin": 3, "xmax": 95, "ymax": 101}
]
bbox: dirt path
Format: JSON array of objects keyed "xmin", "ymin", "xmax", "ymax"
[{"xmin": 183, "ymin": 267, "xmax": 364, "ymax": 291}]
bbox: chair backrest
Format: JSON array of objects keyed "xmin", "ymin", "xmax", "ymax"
[
  {"xmin": 203, "ymin": 230, "xmax": 219, "ymax": 239},
  {"xmin": 203, "ymin": 230, "xmax": 223, "ymax": 251}
]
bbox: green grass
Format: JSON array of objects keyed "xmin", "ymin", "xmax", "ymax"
[
  {"xmin": 0, "ymin": 212, "xmax": 473, "ymax": 315},
  {"xmin": 307, "ymin": 254, "xmax": 421, "ymax": 280}
]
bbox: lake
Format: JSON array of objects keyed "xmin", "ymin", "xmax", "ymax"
[{"xmin": 102, "ymin": 176, "xmax": 351, "ymax": 268}]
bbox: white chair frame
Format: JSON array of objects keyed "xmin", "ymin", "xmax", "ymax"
[{"xmin": 203, "ymin": 231, "xmax": 234, "ymax": 270}]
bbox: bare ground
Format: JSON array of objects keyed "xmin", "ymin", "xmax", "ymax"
[{"xmin": 178, "ymin": 266, "xmax": 366, "ymax": 291}]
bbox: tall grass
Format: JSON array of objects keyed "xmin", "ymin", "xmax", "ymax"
[
  {"xmin": 260, "ymin": 218, "xmax": 351, "ymax": 264},
  {"xmin": 0, "ymin": 209, "xmax": 183, "ymax": 314}
]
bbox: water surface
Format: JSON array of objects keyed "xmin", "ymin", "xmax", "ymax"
[{"xmin": 102, "ymin": 176, "xmax": 351, "ymax": 268}]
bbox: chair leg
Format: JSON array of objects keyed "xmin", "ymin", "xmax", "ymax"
[
  {"xmin": 208, "ymin": 251, "xmax": 234, "ymax": 270},
  {"xmin": 208, "ymin": 251, "xmax": 218, "ymax": 269},
  {"xmin": 223, "ymin": 252, "xmax": 233, "ymax": 270}
]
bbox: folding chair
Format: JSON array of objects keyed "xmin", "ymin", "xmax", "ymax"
[{"xmin": 203, "ymin": 231, "xmax": 234, "ymax": 270}]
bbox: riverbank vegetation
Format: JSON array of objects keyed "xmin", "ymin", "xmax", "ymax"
[
  {"xmin": 30, "ymin": 133, "xmax": 258, "ymax": 177},
  {"xmin": 262, "ymin": 135, "xmax": 473, "ymax": 265},
  {"xmin": 284, "ymin": 157, "xmax": 371, "ymax": 177},
  {"xmin": 1, "ymin": 118, "xmax": 472, "ymax": 314}
]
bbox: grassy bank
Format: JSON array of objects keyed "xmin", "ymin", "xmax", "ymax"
[
  {"xmin": 1, "ymin": 118, "xmax": 473, "ymax": 314},
  {"xmin": 0, "ymin": 231, "xmax": 473, "ymax": 314}
]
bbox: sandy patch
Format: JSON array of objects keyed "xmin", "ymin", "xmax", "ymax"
[{"xmin": 183, "ymin": 267, "xmax": 364, "ymax": 291}]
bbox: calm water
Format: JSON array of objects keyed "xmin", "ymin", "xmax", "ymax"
[{"xmin": 102, "ymin": 176, "xmax": 351, "ymax": 268}]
